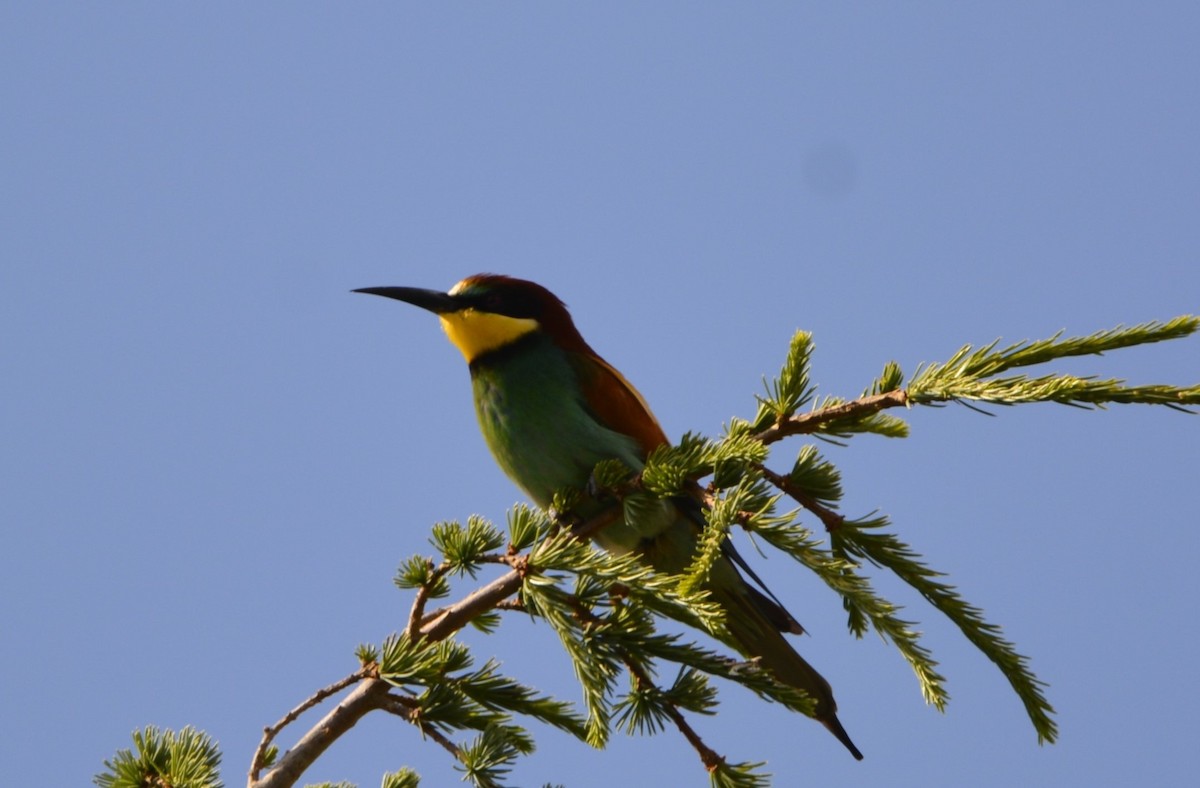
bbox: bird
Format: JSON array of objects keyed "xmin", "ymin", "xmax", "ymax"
[{"xmin": 355, "ymin": 273, "xmax": 863, "ymax": 760}]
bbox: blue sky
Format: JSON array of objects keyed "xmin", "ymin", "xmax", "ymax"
[{"xmin": 3, "ymin": 4, "xmax": 1198, "ymax": 787}]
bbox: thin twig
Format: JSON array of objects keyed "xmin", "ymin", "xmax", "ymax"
[
  {"xmin": 418, "ymin": 505, "xmax": 620, "ymax": 642},
  {"xmin": 757, "ymin": 464, "xmax": 846, "ymax": 532},
  {"xmin": 563, "ymin": 593, "xmax": 728, "ymax": 774},
  {"xmin": 248, "ymin": 504, "xmax": 624, "ymax": 788},
  {"xmin": 623, "ymin": 653, "xmax": 725, "ymax": 772},
  {"xmin": 251, "ymin": 678, "xmax": 393, "ymax": 788},
  {"xmin": 755, "ymin": 389, "xmax": 909, "ymax": 445},
  {"xmin": 378, "ymin": 694, "xmax": 463, "ymax": 760},
  {"xmin": 248, "ymin": 666, "xmax": 373, "ymax": 784},
  {"xmin": 570, "ymin": 504, "xmax": 624, "ymax": 541},
  {"xmin": 417, "ymin": 560, "xmax": 524, "ymax": 642},
  {"xmin": 406, "ymin": 558, "xmax": 449, "ymax": 642}
]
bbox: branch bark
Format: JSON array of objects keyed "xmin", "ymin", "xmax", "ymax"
[
  {"xmin": 248, "ymin": 504, "xmax": 622, "ymax": 788},
  {"xmin": 250, "ymin": 678, "xmax": 392, "ymax": 788},
  {"xmin": 754, "ymin": 389, "xmax": 909, "ymax": 445},
  {"xmin": 248, "ymin": 667, "xmax": 372, "ymax": 784}
]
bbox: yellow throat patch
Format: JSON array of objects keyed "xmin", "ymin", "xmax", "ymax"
[{"xmin": 439, "ymin": 309, "xmax": 540, "ymax": 363}]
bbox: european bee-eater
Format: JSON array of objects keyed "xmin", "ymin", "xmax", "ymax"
[{"xmin": 356, "ymin": 274, "xmax": 863, "ymax": 760}]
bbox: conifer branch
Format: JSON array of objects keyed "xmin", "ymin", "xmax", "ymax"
[
  {"xmin": 746, "ymin": 514, "xmax": 949, "ymax": 709},
  {"xmin": 98, "ymin": 726, "xmax": 223, "ymax": 788},
  {"xmin": 417, "ymin": 564, "xmax": 525, "ymax": 643},
  {"xmin": 733, "ymin": 315, "xmax": 1197, "ymax": 737},
  {"xmin": 377, "ymin": 694, "xmax": 463, "ymax": 759},
  {"xmin": 831, "ymin": 521, "xmax": 1057, "ymax": 743},
  {"xmin": 635, "ymin": 633, "xmax": 818, "ymax": 717},
  {"xmin": 907, "ymin": 316, "xmax": 1200, "ymax": 408},
  {"xmin": 249, "ymin": 667, "xmax": 374, "ymax": 784},
  {"xmin": 252, "ymin": 678, "xmax": 394, "ymax": 788},
  {"xmin": 623, "ymin": 657, "xmax": 728, "ymax": 774},
  {"xmin": 757, "ymin": 460, "xmax": 1051, "ymax": 729},
  {"xmin": 571, "ymin": 595, "xmax": 772, "ymax": 785},
  {"xmin": 754, "ymin": 390, "xmax": 910, "ymax": 445},
  {"xmin": 109, "ymin": 314, "xmax": 1197, "ymax": 788},
  {"xmin": 757, "ymin": 463, "xmax": 845, "ymax": 532},
  {"xmin": 405, "ymin": 559, "xmax": 448, "ymax": 641},
  {"xmin": 414, "ymin": 506, "xmax": 623, "ymax": 641},
  {"xmin": 752, "ymin": 316, "xmax": 1199, "ymax": 447},
  {"xmin": 246, "ymin": 506, "xmax": 623, "ymax": 788},
  {"xmin": 917, "ymin": 315, "xmax": 1198, "ymax": 379}
]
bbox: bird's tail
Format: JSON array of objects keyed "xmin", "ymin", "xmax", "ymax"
[{"xmin": 712, "ymin": 581, "xmax": 864, "ymax": 760}]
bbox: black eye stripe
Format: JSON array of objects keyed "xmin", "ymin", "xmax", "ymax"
[{"xmin": 467, "ymin": 289, "xmax": 539, "ymax": 319}]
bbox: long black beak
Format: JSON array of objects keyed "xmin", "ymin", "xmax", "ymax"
[{"xmin": 353, "ymin": 286, "xmax": 460, "ymax": 314}]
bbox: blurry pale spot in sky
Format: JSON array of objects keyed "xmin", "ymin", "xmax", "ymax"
[{"xmin": 802, "ymin": 141, "xmax": 859, "ymax": 198}]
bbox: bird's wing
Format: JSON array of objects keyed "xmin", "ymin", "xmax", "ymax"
[
  {"xmin": 573, "ymin": 349, "xmax": 804, "ymax": 636},
  {"xmin": 572, "ymin": 351, "xmax": 670, "ymax": 455}
]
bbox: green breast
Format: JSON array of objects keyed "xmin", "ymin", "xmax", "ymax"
[{"xmin": 470, "ymin": 334, "xmax": 663, "ymax": 551}]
